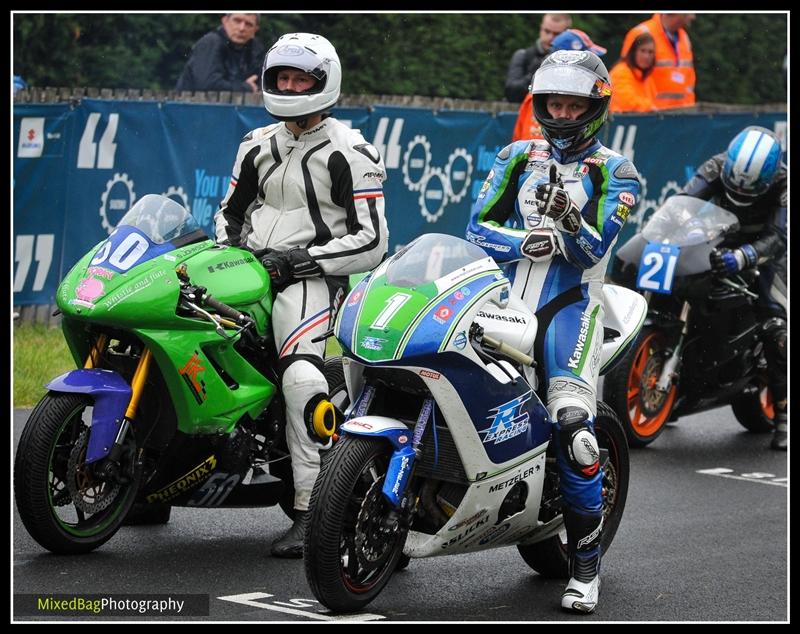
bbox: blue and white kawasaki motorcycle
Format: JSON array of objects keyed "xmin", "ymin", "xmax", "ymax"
[{"xmin": 304, "ymin": 234, "xmax": 646, "ymax": 612}]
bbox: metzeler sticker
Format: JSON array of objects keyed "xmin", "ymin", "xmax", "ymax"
[{"xmin": 619, "ymin": 192, "xmax": 636, "ymax": 206}]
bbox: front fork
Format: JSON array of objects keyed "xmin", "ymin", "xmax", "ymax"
[
  {"xmin": 655, "ymin": 300, "xmax": 691, "ymax": 392},
  {"xmin": 88, "ymin": 336, "xmax": 152, "ymax": 480}
]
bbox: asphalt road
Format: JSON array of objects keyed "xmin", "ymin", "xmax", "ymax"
[{"xmin": 12, "ymin": 405, "xmax": 787, "ymax": 623}]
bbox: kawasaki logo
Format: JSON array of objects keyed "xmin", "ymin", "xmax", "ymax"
[
  {"xmin": 567, "ymin": 311, "xmax": 592, "ymax": 370},
  {"xmin": 476, "ymin": 311, "xmax": 527, "ymax": 324}
]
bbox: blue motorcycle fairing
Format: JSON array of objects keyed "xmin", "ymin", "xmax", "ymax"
[{"xmin": 46, "ymin": 368, "xmax": 132, "ymax": 464}]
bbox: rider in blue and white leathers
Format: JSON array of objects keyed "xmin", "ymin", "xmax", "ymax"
[{"xmin": 467, "ymin": 50, "xmax": 640, "ymax": 614}]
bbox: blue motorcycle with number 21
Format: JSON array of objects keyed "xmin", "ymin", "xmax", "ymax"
[
  {"xmin": 302, "ymin": 233, "xmax": 646, "ymax": 613},
  {"xmin": 603, "ymin": 194, "xmax": 777, "ymax": 447}
]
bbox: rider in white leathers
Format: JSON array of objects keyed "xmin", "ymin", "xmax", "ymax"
[{"xmin": 214, "ymin": 32, "xmax": 389, "ymax": 557}]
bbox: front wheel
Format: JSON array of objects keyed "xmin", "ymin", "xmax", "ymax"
[
  {"xmin": 603, "ymin": 327, "xmax": 678, "ymax": 447},
  {"xmin": 14, "ymin": 393, "xmax": 142, "ymax": 554},
  {"xmin": 304, "ymin": 435, "xmax": 407, "ymax": 613},
  {"xmin": 518, "ymin": 402, "xmax": 630, "ymax": 578}
]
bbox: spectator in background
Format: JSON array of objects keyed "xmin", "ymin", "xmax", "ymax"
[
  {"xmin": 176, "ymin": 13, "xmax": 264, "ymax": 93},
  {"xmin": 504, "ymin": 13, "xmax": 572, "ymax": 103},
  {"xmin": 512, "ymin": 29, "xmax": 606, "ymax": 142},
  {"xmin": 620, "ymin": 13, "xmax": 696, "ymax": 109},
  {"xmin": 609, "ymin": 32, "xmax": 657, "ymax": 113}
]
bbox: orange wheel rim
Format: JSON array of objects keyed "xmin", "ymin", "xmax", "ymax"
[
  {"xmin": 760, "ymin": 385, "xmax": 775, "ymax": 420},
  {"xmin": 626, "ymin": 333, "xmax": 677, "ymax": 438}
]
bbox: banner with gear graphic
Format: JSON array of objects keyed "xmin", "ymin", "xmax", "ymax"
[{"xmin": 13, "ymin": 99, "xmax": 785, "ymax": 305}]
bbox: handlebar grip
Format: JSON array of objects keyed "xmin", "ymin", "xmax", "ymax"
[
  {"xmin": 482, "ymin": 334, "xmax": 535, "ymax": 367},
  {"xmin": 203, "ymin": 294, "xmax": 249, "ymax": 324}
]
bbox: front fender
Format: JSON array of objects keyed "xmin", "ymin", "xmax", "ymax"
[
  {"xmin": 46, "ymin": 369, "xmax": 132, "ymax": 464},
  {"xmin": 341, "ymin": 416, "xmax": 414, "ymax": 507}
]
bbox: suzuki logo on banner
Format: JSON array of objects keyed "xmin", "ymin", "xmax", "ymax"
[
  {"xmin": 18, "ymin": 118, "xmax": 45, "ymax": 158},
  {"xmin": 77, "ymin": 113, "xmax": 119, "ymax": 169}
]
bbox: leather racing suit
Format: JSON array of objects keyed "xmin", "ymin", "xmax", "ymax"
[
  {"xmin": 466, "ymin": 137, "xmax": 640, "ymax": 544},
  {"xmin": 214, "ymin": 116, "xmax": 389, "ymax": 510}
]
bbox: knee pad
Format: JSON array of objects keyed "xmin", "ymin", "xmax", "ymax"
[
  {"xmin": 282, "ymin": 359, "xmax": 331, "ymax": 444},
  {"xmin": 556, "ymin": 407, "xmax": 600, "ymax": 479},
  {"xmin": 762, "ymin": 317, "xmax": 787, "ymax": 364}
]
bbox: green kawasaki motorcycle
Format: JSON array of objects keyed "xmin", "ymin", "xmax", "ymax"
[{"xmin": 14, "ymin": 194, "xmax": 346, "ymax": 554}]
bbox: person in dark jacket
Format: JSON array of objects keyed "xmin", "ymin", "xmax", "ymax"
[
  {"xmin": 682, "ymin": 126, "xmax": 787, "ymax": 450},
  {"xmin": 504, "ymin": 13, "xmax": 571, "ymax": 103},
  {"xmin": 175, "ymin": 13, "xmax": 264, "ymax": 93}
]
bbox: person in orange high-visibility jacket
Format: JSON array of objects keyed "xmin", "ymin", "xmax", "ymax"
[
  {"xmin": 609, "ymin": 32, "xmax": 657, "ymax": 113},
  {"xmin": 512, "ymin": 29, "xmax": 606, "ymax": 142},
  {"xmin": 620, "ymin": 13, "xmax": 695, "ymax": 109}
]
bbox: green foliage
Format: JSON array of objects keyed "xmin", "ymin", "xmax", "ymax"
[
  {"xmin": 13, "ymin": 12, "xmax": 787, "ymax": 104},
  {"xmin": 13, "ymin": 323, "xmax": 75, "ymax": 408}
]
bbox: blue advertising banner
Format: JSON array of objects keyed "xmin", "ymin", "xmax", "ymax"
[{"xmin": 13, "ymin": 99, "xmax": 785, "ymax": 305}]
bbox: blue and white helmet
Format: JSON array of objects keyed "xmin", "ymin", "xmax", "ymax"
[{"xmin": 721, "ymin": 126, "xmax": 782, "ymax": 206}]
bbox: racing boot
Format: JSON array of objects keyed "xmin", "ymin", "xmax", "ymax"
[
  {"xmin": 270, "ymin": 510, "xmax": 309, "ymax": 558},
  {"xmin": 561, "ymin": 508, "xmax": 603, "ymax": 614},
  {"xmin": 770, "ymin": 409, "xmax": 787, "ymax": 451}
]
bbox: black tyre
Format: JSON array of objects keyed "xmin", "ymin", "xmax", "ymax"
[
  {"xmin": 731, "ymin": 380, "xmax": 775, "ymax": 433},
  {"xmin": 603, "ymin": 327, "xmax": 678, "ymax": 447},
  {"xmin": 14, "ymin": 393, "xmax": 142, "ymax": 554},
  {"xmin": 123, "ymin": 502, "xmax": 172, "ymax": 526},
  {"xmin": 304, "ymin": 435, "xmax": 407, "ymax": 613},
  {"xmin": 517, "ymin": 402, "xmax": 630, "ymax": 578}
]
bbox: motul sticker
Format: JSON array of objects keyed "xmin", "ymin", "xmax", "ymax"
[{"xmin": 419, "ymin": 369, "xmax": 441, "ymax": 380}]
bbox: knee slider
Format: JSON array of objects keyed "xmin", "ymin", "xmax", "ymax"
[
  {"xmin": 557, "ymin": 407, "xmax": 600, "ymax": 478},
  {"xmin": 303, "ymin": 393, "xmax": 341, "ymax": 444}
]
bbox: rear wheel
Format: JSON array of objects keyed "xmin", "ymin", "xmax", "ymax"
[
  {"xmin": 517, "ymin": 402, "xmax": 630, "ymax": 578},
  {"xmin": 731, "ymin": 379, "xmax": 775, "ymax": 433},
  {"xmin": 304, "ymin": 435, "xmax": 407, "ymax": 613},
  {"xmin": 603, "ymin": 327, "xmax": 678, "ymax": 447},
  {"xmin": 14, "ymin": 393, "xmax": 142, "ymax": 554}
]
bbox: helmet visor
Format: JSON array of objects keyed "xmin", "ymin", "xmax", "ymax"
[
  {"xmin": 532, "ymin": 65, "xmax": 611, "ymax": 99},
  {"xmin": 265, "ymin": 44, "xmax": 327, "ymax": 80}
]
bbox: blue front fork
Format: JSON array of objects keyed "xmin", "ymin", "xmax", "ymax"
[{"xmin": 381, "ymin": 397, "xmax": 435, "ymax": 508}]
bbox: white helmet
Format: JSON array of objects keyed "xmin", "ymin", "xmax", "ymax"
[{"xmin": 262, "ymin": 33, "xmax": 341, "ymax": 121}]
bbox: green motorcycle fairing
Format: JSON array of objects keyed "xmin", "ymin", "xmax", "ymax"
[{"xmin": 55, "ymin": 194, "xmax": 275, "ymax": 434}]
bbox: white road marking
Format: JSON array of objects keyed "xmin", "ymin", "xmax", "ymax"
[
  {"xmin": 697, "ymin": 468, "xmax": 787, "ymax": 487},
  {"xmin": 217, "ymin": 592, "xmax": 385, "ymax": 621}
]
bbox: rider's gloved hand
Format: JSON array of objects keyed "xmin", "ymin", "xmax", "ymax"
[
  {"xmin": 286, "ymin": 247, "xmax": 323, "ymax": 280},
  {"xmin": 535, "ymin": 165, "xmax": 582, "ymax": 235},
  {"xmin": 709, "ymin": 244, "xmax": 758, "ymax": 276},
  {"xmin": 260, "ymin": 249, "xmax": 292, "ymax": 288},
  {"xmin": 521, "ymin": 228, "xmax": 562, "ymax": 263},
  {"xmin": 260, "ymin": 247, "xmax": 323, "ymax": 290}
]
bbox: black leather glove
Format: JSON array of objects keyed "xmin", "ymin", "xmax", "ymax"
[
  {"xmin": 259, "ymin": 249, "xmax": 293, "ymax": 289},
  {"xmin": 709, "ymin": 244, "xmax": 758, "ymax": 277},
  {"xmin": 260, "ymin": 247, "xmax": 323, "ymax": 291},
  {"xmin": 286, "ymin": 247, "xmax": 323, "ymax": 280},
  {"xmin": 535, "ymin": 164, "xmax": 582, "ymax": 235}
]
